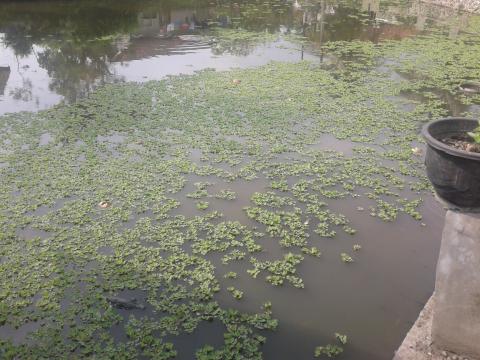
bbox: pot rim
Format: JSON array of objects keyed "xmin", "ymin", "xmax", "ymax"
[{"xmin": 422, "ymin": 117, "xmax": 480, "ymax": 161}]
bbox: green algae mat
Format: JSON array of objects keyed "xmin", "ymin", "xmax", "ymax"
[{"xmin": 1, "ymin": 27, "xmax": 480, "ymax": 359}]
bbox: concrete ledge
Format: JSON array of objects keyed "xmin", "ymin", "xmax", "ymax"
[
  {"xmin": 394, "ymin": 295, "xmax": 478, "ymax": 360},
  {"xmin": 432, "ymin": 211, "xmax": 480, "ymax": 358}
]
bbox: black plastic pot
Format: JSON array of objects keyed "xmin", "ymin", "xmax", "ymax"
[{"xmin": 422, "ymin": 117, "xmax": 480, "ymax": 208}]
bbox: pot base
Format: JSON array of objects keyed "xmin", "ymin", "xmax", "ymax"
[{"xmin": 434, "ymin": 193, "xmax": 480, "ymax": 213}]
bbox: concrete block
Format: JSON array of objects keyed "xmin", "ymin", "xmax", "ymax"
[
  {"xmin": 432, "ymin": 210, "xmax": 480, "ymax": 359},
  {"xmin": 393, "ymin": 296, "xmax": 435, "ymax": 360}
]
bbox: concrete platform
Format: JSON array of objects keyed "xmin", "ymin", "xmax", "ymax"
[
  {"xmin": 395, "ymin": 208, "xmax": 480, "ymax": 360},
  {"xmin": 394, "ymin": 207, "xmax": 480, "ymax": 360},
  {"xmin": 393, "ymin": 295, "xmax": 477, "ymax": 360},
  {"xmin": 432, "ymin": 211, "xmax": 480, "ymax": 358}
]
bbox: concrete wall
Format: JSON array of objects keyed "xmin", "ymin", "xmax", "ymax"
[{"xmin": 432, "ymin": 211, "xmax": 480, "ymax": 359}]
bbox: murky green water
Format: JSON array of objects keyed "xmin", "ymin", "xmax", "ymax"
[{"xmin": 0, "ymin": 1, "xmax": 479, "ymax": 359}]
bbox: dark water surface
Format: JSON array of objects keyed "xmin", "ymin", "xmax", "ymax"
[{"xmin": 1, "ymin": 0, "xmax": 477, "ymax": 359}]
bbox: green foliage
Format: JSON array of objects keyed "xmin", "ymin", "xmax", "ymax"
[
  {"xmin": 315, "ymin": 332, "xmax": 348, "ymax": 358},
  {"xmin": 248, "ymin": 253, "xmax": 304, "ymax": 288},
  {"xmin": 196, "ymin": 201, "xmax": 210, "ymax": 210},
  {"xmin": 340, "ymin": 253, "xmax": 354, "ymax": 263},
  {"xmin": 224, "ymin": 271, "xmax": 238, "ymax": 279},
  {"xmin": 468, "ymin": 121, "xmax": 480, "ymax": 144},
  {"xmin": 215, "ymin": 189, "xmax": 237, "ymax": 200},
  {"xmin": 227, "ymin": 287, "xmax": 244, "ymax": 300},
  {"xmin": 301, "ymin": 246, "xmax": 322, "ymax": 257},
  {"xmin": 335, "ymin": 333, "xmax": 348, "ymax": 345},
  {"xmin": 314, "ymin": 344, "xmax": 344, "ymax": 358},
  {"xmin": 251, "ymin": 192, "xmax": 294, "ymax": 208}
]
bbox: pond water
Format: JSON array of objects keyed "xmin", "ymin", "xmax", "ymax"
[
  {"xmin": 0, "ymin": 0, "xmax": 474, "ymax": 115},
  {"xmin": 0, "ymin": 1, "xmax": 479, "ymax": 359}
]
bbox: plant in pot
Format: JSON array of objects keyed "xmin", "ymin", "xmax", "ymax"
[
  {"xmin": 467, "ymin": 125, "xmax": 480, "ymax": 148},
  {"xmin": 422, "ymin": 117, "xmax": 480, "ymax": 208}
]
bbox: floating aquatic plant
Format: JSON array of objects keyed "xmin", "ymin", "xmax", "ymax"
[
  {"xmin": 315, "ymin": 332, "xmax": 348, "ymax": 358},
  {"xmin": 340, "ymin": 253, "xmax": 354, "ymax": 263},
  {"xmin": 335, "ymin": 333, "xmax": 348, "ymax": 345},
  {"xmin": 1, "ymin": 21, "xmax": 477, "ymax": 357},
  {"xmin": 227, "ymin": 286, "xmax": 244, "ymax": 300},
  {"xmin": 314, "ymin": 344, "xmax": 344, "ymax": 358},
  {"xmin": 196, "ymin": 201, "xmax": 210, "ymax": 210}
]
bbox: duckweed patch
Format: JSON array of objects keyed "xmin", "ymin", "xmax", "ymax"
[
  {"xmin": 1, "ymin": 24, "xmax": 478, "ymax": 356},
  {"xmin": 314, "ymin": 344, "xmax": 344, "ymax": 358},
  {"xmin": 314, "ymin": 332, "xmax": 348, "ymax": 358},
  {"xmin": 340, "ymin": 253, "xmax": 354, "ymax": 263}
]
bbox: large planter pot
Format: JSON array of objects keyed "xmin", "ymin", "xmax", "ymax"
[{"xmin": 422, "ymin": 117, "xmax": 480, "ymax": 208}]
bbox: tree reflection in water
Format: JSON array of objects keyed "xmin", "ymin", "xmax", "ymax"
[
  {"xmin": 36, "ymin": 42, "xmax": 118, "ymax": 103},
  {"xmin": 0, "ymin": 0, "xmax": 473, "ymax": 107},
  {"xmin": 0, "ymin": 1, "xmax": 139, "ymax": 103}
]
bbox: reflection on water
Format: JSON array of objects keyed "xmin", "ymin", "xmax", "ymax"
[
  {"xmin": 0, "ymin": 0, "xmax": 475, "ymax": 114},
  {"xmin": 0, "ymin": 66, "xmax": 9, "ymax": 96}
]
